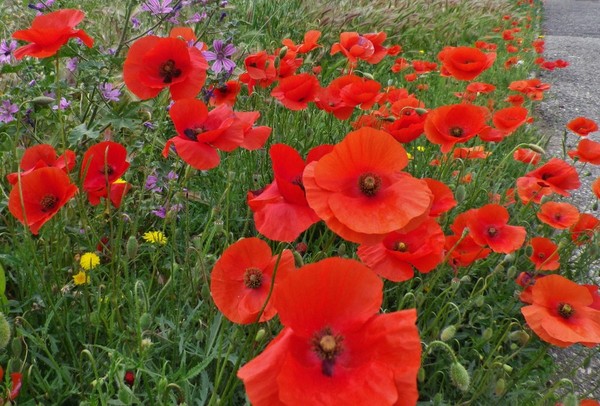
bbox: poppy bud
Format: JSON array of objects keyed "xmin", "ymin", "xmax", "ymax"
[
  {"xmin": 450, "ymin": 362, "xmax": 470, "ymax": 392},
  {"xmin": 31, "ymin": 96, "xmax": 56, "ymax": 106},
  {"xmin": 493, "ymin": 264, "xmax": 505, "ymax": 274},
  {"xmin": 508, "ymin": 330, "xmax": 530, "ymax": 345},
  {"xmin": 460, "ymin": 275, "xmax": 471, "ymax": 283},
  {"xmin": 494, "ymin": 378, "xmax": 506, "ymax": 396},
  {"xmin": 503, "ymin": 253, "xmax": 515, "ymax": 264},
  {"xmin": 440, "ymin": 325, "xmax": 456, "ymax": 341},
  {"xmin": 126, "ymin": 236, "xmax": 138, "ymax": 260},
  {"xmin": 525, "ymin": 244, "xmax": 534, "ymax": 257},
  {"xmin": 482, "ymin": 327, "xmax": 493, "ymax": 341},
  {"xmin": 293, "ymin": 251, "xmax": 304, "ymax": 267},
  {"xmin": 418, "ymin": 367, "xmax": 426, "ymax": 383},
  {"xmin": 540, "ymin": 194, "xmax": 553, "ymax": 204},
  {"xmin": 278, "ymin": 46, "xmax": 288, "ymax": 59},
  {"xmin": 415, "ymin": 107, "xmax": 428, "ymax": 116},
  {"xmin": 502, "ymin": 364, "xmax": 513, "ymax": 373},
  {"xmin": 255, "ymin": 328, "xmax": 266, "ymax": 342},
  {"xmin": 361, "ymin": 72, "xmax": 375, "ymax": 80},
  {"xmin": 474, "ymin": 295, "xmax": 485, "ymax": 307},
  {"xmin": 139, "ymin": 313, "xmax": 152, "ymax": 330},
  {"xmin": 593, "ymin": 201, "xmax": 599, "ymax": 211},
  {"xmin": 11, "ymin": 337, "xmax": 22, "ymax": 358},
  {"xmin": 506, "ymin": 265, "xmax": 517, "ymax": 279},
  {"xmin": 561, "ymin": 393, "xmax": 578, "ymax": 406},
  {"xmin": 337, "ymin": 243, "xmax": 347, "ymax": 257},
  {"xmin": 524, "ymin": 143, "xmax": 545, "ymax": 154},
  {"xmin": 0, "ymin": 313, "xmax": 11, "ymax": 350},
  {"xmin": 510, "ymin": 343, "xmax": 518, "ymax": 350}
]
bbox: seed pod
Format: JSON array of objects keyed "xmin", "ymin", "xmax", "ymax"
[
  {"xmin": 494, "ymin": 378, "xmax": 506, "ymax": 396},
  {"xmin": 418, "ymin": 367, "xmax": 426, "ymax": 383},
  {"xmin": 126, "ymin": 236, "xmax": 139, "ymax": 260},
  {"xmin": 482, "ymin": 327, "xmax": 493, "ymax": 341},
  {"xmin": 455, "ymin": 185, "xmax": 466, "ymax": 203},
  {"xmin": 0, "ymin": 313, "xmax": 11, "ymax": 350},
  {"xmin": 30, "ymin": 96, "xmax": 56, "ymax": 106}
]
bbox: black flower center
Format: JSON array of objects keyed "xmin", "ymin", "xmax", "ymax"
[
  {"xmin": 40, "ymin": 194, "xmax": 59, "ymax": 212},
  {"xmin": 312, "ymin": 327, "xmax": 344, "ymax": 377},
  {"xmin": 450, "ymin": 127, "xmax": 464, "ymax": 137},
  {"xmin": 358, "ymin": 173, "xmax": 382, "ymax": 197},
  {"xmin": 394, "ymin": 241, "xmax": 408, "ymax": 252},
  {"xmin": 243, "ymin": 267, "xmax": 263, "ymax": 289},
  {"xmin": 487, "ymin": 227, "xmax": 497, "ymax": 237},
  {"xmin": 159, "ymin": 59, "xmax": 182, "ymax": 84},
  {"xmin": 558, "ymin": 302, "xmax": 574, "ymax": 319}
]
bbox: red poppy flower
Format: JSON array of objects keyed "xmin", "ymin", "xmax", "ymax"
[
  {"xmin": 12, "ymin": 9, "xmax": 93, "ymax": 59},
  {"xmin": 466, "ymin": 204, "xmax": 526, "ymax": 253},
  {"xmin": 303, "ymin": 127, "xmax": 433, "ymax": 244},
  {"xmin": 522, "ymin": 158, "xmax": 580, "ymax": 197},
  {"xmin": 123, "ymin": 35, "xmax": 208, "ymax": 100},
  {"xmin": 339, "ymin": 76, "xmax": 382, "ymax": 110},
  {"xmin": 247, "ymin": 144, "xmax": 332, "ymax": 242},
  {"xmin": 209, "ymin": 80, "xmax": 241, "ymax": 107},
  {"xmin": 423, "ymin": 103, "xmax": 489, "ymax": 153},
  {"xmin": 358, "ymin": 218, "xmax": 445, "ymax": 281},
  {"xmin": 528, "ymin": 237, "xmax": 560, "ymax": 271},
  {"xmin": 314, "ymin": 75, "xmax": 360, "ymax": 120},
  {"xmin": 412, "ymin": 60, "xmax": 438, "ymax": 74},
  {"xmin": 537, "ymin": 202, "xmax": 580, "ymax": 229},
  {"xmin": 87, "ymin": 179, "xmax": 132, "ymax": 208},
  {"xmin": 593, "ymin": 178, "xmax": 600, "ymax": 200},
  {"xmin": 235, "ymin": 111, "xmax": 271, "ymax": 151},
  {"xmin": 382, "ymin": 96, "xmax": 427, "ymax": 143},
  {"xmin": 331, "ymin": 32, "xmax": 389, "ymax": 66},
  {"xmin": 239, "ymin": 51, "xmax": 278, "ymax": 94},
  {"xmin": 271, "ymin": 73, "xmax": 320, "ymax": 111},
  {"xmin": 567, "ymin": 117, "xmax": 598, "ymax": 136},
  {"xmin": 81, "ymin": 141, "xmax": 130, "ymax": 193},
  {"xmin": 568, "ymin": 139, "xmax": 600, "ymax": 165},
  {"xmin": 570, "ymin": 213, "xmax": 600, "ymax": 245},
  {"xmin": 210, "ymin": 238, "xmax": 295, "ymax": 324},
  {"xmin": 466, "ymin": 82, "xmax": 496, "ymax": 94},
  {"xmin": 516, "ymin": 176, "xmax": 553, "ymax": 204},
  {"xmin": 237, "ymin": 257, "xmax": 421, "ymax": 405},
  {"xmin": 453, "ymin": 146, "xmax": 490, "ymax": 160},
  {"xmin": 513, "ymin": 148, "xmax": 541, "ymax": 165},
  {"xmin": 493, "ymin": 106, "xmax": 529, "ymax": 135},
  {"xmin": 505, "ymin": 94, "xmax": 525, "ymax": 106},
  {"xmin": 163, "ymin": 99, "xmax": 244, "ymax": 170},
  {"xmin": 438, "ymin": 46, "xmax": 496, "ymax": 81},
  {"xmin": 521, "ymin": 274, "xmax": 600, "ymax": 347},
  {"xmin": 424, "ymin": 178, "xmax": 457, "ymax": 217},
  {"xmin": 7, "ymin": 144, "xmax": 75, "ymax": 185},
  {"xmin": 446, "ymin": 212, "xmax": 492, "ymax": 267},
  {"xmin": 8, "ymin": 167, "xmax": 78, "ymax": 234},
  {"xmin": 282, "ymin": 30, "xmax": 321, "ymax": 54}
]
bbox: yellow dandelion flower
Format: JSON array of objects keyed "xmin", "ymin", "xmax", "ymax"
[
  {"xmin": 417, "ymin": 146, "xmax": 426, "ymax": 152},
  {"xmin": 80, "ymin": 252, "xmax": 101, "ymax": 271},
  {"xmin": 143, "ymin": 231, "xmax": 167, "ymax": 245},
  {"xmin": 113, "ymin": 178, "xmax": 127, "ymax": 184},
  {"xmin": 73, "ymin": 271, "xmax": 90, "ymax": 285},
  {"xmin": 419, "ymin": 50, "xmax": 425, "ymax": 54},
  {"xmin": 406, "ymin": 152, "xmax": 413, "ymax": 160}
]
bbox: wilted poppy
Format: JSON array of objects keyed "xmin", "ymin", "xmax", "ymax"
[
  {"xmin": 7, "ymin": 144, "xmax": 75, "ymax": 185},
  {"xmin": 528, "ymin": 237, "xmax": 560, "ymax": 271},
  {"xmin": 210, "ymin": 238, "xmax": 295, "ymax": 324},
  {"xmin": 521, "ymin": 274, "xmax": 600, "ymax": 347},
  {"xmin": 438, "ymin": 46, "xmax": 496, "ymax": 81},
  {"xmin": 303, "ymin": 127, "xmax": 433, "ymax": 244},
  {"xmin": 8, "ymin": 167, "xmax": 78, "ymax": 234},
  {"xmin": 271, "ymin": 73, "xmax": 320, "ymax": 111},
  {"xmin": 12, "ymin": 9, "xmax": 93, "ymax": 59},
  {"xmin": 247, "ymin": 144, "xmax": 332, "ymax": 242},
  {"xmin": 466, "ymin": 203, "xmax": 526, "ymax": 254},
  {"xmin": 358, "ymin": 217, "xmax": 445, "ymax": 282},
  {"xmin": 568, "ymin": 139, "xmax": 600, "ymax": 165},
  {"xmin": 123, "ymin": 35, "xmax": 208, "ymax": 100},
  {"xmin": 423, "ymin": 103, "xmax": 489, "ymax": 153},
  {"xmin": 537, "ymin": 201, "xmax": 580, "ymax": 229},
  {"xmin": 81, "ymin": 141, "xmax": 130, "ymax": 193},
  {"xmin": 237, "ymin": 257, "xmax": 421, "ymax": 405},
  {"xmin": 566, "ymin": 117, "xmax": 598, "ymax": 136}
]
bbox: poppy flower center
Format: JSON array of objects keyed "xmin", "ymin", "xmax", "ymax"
[
  {"xmin": 40, "ymin": 194, "xmax": 59, "ymax": 212},
  {"xmin": 558, "ymin": 302, "xmax": 574, "ymax": 319},
  {"xmin": 101, "ymin": 165, "xmax": 114, "ymax": 176},
  {"xmin": 358, "ymin": 173, "xmax": 382, "ymax": 197},
  {"xmin": 450, "ymin": 127, "xmax": 464, "ymax": 137},
  {"xmin": 393, "ymin": 241, "xmax": 408, "ymax": 252},
  {"xmin": 291, "ymin": 176, "xmax": 305, "ymax": 191},
  {"xmin": 159, "ymin": 59, "xmax": 182, "ymax": 84},
  {"xmin": 312, "ymin": 327, "xmax": 344, "ymax": 377},
  {"xmin": 243, "ymin": 267, "xmax": 263, "ymax": 289},
  {"xmin": 487, "ymin": 227, "xmax": 498, "ymax": 237},
  {"xmin": 183, "ymin": 128, "xmax": 202, "ymax": 141}
]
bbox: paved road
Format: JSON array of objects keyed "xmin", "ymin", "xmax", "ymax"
[{"xmin": 540, "ymin": 0, "xmax": 600, "ymax": 400}]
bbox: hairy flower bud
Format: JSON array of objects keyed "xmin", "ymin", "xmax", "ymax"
[
  {"xmin": 450, "ymin": 362, "xmax": 470, "ymax": 392},
  {"xmin": 440, "ymin": 325, "xmax": 457, "ymax": 341}
]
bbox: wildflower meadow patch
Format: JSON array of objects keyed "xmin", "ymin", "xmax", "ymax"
[{"xmin": 1, "ymin": 0, "xmax": 599, "ymax": 404}]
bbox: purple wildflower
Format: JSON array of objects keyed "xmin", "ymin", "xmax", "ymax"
[
  {"xmin": 166, "ymin": 171, "xmax": 179, "ymax": 181},
  {"xmin": 66, "ymin": 57, "xmax": 78, "ymax": 72},
  {"xmin": 186, "ymin": 12, "xmax": 207, "ymax": 24},
  {"xmin": 151, "ymin": 206, "xmax": 167, "ymax": 218},
  {"xmin": 145, "ymin": 174, "xmax": 162, "ymax": 193},
  {"xmin": 0, "ymin": 100, "xmax": 18, "ymax": 123},
  {"xmin": 143, "ymin": 121, "xmax": 156, "ymax": 130},
  {"xmin": 99, "ymin": 83, "xmax": 121, "ymax": 102},
  {"xmin": 52, "ymin": 97, "xmax": 70, "ymax": 111},
  {"xmin": 203, "ymin": 40, "xmax": 236, "ymax": 74},
  {"xmin": 0, "ymin": 40, "xmax": 17, "ymax": 65},
  {"xmin": 131, "ymin": 16, "xmax": 141, "ymax": 29},
  {"xmin": 141, "ymin": 0, "xmax": 174, "ymax": 15}
]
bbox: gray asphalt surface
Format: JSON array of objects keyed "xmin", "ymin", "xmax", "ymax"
[{"xmin": 540, "ymin": 0, "xmax": 600, "ymax": 399}]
